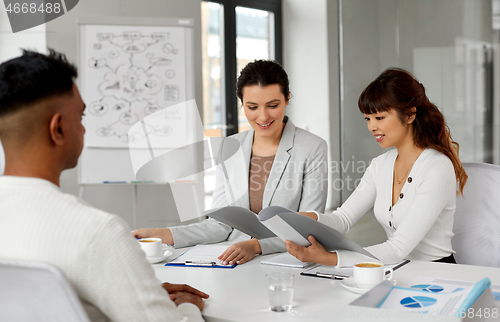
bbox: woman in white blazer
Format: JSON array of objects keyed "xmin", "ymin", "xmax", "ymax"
[
  {"xmin": 286, "ymin": 68, "xmax": 468, "ymax": 267},
  {"xmin": 134, "ymin": 60, "xmax": 328, "ymax": 264}
]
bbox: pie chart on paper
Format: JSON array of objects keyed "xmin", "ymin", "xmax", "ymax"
[
  {"xmin": 400, "ymin": 296, "xmax": 437, "ymax": 308},
  {"xmin": 410, "ymin": 284, "xmax": 444, "ymax": 293}
]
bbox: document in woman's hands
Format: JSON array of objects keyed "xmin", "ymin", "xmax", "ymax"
[{"xmin": 204, "ymin": 206, "xmax": 377, "ymax": 259}]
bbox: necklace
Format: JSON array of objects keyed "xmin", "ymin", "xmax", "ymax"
[{"xmin": 394, "ymin": 151, "xmax": 423, "ymax": 184}]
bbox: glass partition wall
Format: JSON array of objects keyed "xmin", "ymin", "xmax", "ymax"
[{"xmin": 338, "ymin": 0, "xmax": 500, "ymax": 202}]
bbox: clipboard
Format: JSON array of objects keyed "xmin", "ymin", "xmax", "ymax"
[
  {"xmin": 301, "ymin": 259, "xmax": 411, "ymax": 280},
  {"xmin": 165, "ymin": 245, "xmax": 237, "ymax": 268},
  {"xmin": 300, "ymin": 265, "xmax": 353, "ymax": 280}
]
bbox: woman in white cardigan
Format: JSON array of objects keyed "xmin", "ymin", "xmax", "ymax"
[
  {"xmin": 286, "ymin": 67, "xmax": 468, "ymax": 266},
  {"xmin": 134, "ymin": 60, "xmax": 328, "ymax": 264}
]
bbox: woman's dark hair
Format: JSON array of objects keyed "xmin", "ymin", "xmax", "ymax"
[
  {"xmin": 358, "ymin": 67, "xmax": 467, "ymax": 194},
  {"xmin": 236, "ymin": 60, "xmax": 290, "ymax": 101}
]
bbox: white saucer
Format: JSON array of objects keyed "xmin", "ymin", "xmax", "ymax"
[
  {"xmin": 147, "ymin": 250, "xmax": 173, "ymax": 264},
  {"xmin": 340, "ymin": 277, "xmax": 397, "ymax": 294}
]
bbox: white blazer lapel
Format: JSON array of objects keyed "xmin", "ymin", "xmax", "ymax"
[
  {"xmin": 222, "ymin": 130, "xmax": 252, "ymax": 209},
  {"xmin": 262, "ymin": 118, "xmax": 295, "ymax": 208},
  {"xmin": 238, "ymin": 130, "xmax": 253, "ymax": 209}
]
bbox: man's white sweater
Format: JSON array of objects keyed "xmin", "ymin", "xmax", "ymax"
[{"xmin": 0, "ymin": 176, "xmax": 203, "ymax": 321}]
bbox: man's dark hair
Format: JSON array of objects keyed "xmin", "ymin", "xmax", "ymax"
[{"xmin": 0, "ymin": 48, "xmax": 78, "ymax": 117}]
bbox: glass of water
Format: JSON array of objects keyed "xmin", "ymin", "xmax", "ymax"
[{"xmin": 266, "ymin": 272, "xmax": 294, "ymax": 312}]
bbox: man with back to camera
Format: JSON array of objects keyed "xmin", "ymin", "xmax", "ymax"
[{"xmin": 0, "ymin": 49, "xmax": 208, "ymax": 321}]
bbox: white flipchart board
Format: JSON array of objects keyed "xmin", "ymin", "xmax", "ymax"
[{"xmin": 77, "ymin": 16, "xmax": 197, "ymax": 184}]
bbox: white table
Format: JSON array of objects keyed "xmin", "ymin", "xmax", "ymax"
[{"xmin": 152, "ymin": 246, "xmax": 500, "ymax": 322}]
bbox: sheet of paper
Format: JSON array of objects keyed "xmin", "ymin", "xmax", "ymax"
[
  {"xmin": 204, "ymin": 206, "xmax": 276, "ymax": 239},
  {"xmin": 258, "ymin": 206, "xmax": 296, "ymax": 220},
  {"xmin": 261, "ymin": 216, "xmax": 310, "ymax": 246},
  {"xmin": 261, "ymin": 253, "xmax": 319, "ymax": 269},
  {"xmin": 276, "ymin": 213, "xmax": 378, "ymax": 259},
  {"xmin": 168, "ymin": 245, "xmax": 230, "ymax": 265}
]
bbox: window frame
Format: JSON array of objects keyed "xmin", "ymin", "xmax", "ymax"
[{"xmin": 203, "ymin": 0, "xmax": 283, "ymax": 136}]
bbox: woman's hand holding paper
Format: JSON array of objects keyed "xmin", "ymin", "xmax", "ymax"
[{"xmin": 285, "ymin": 235, "xmax": 338, "ymax": 266}]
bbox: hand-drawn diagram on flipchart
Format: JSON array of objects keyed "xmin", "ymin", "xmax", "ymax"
[{"xmin": 80, "ymin": 24, "xmax": 187, "ymax": 148}]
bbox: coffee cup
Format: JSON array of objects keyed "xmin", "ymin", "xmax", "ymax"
[
  {"xmin": 138, "ymin": 238, "xmax": 162, "ymax": 258},
  {"xmin": 353, "ymin": 262, "xmax": 393, "ymax": 289}
]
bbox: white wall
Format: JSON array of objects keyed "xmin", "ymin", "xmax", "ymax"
[
  {"xmin": 0, "ymin": 7, "xmax": 46, "ymax": 63},
  {"xmin": 282, "ymin": 0, "xmax": 329, "ymax": 141},
  {"xmin": 282, "ymin": 0, "xmax": 338, "ymax": 208}
]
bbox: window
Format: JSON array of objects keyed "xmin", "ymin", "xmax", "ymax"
[
  {"xmin": 201, "ymin": 2, "xmax": 224, "ymax": 137},
  {"xmin": 201, "ymin": 0, "xmax": 282, "ymax": 207},
  {"xmin": 201, "ymin": 0, "xmax": 282, "ymax": 137},
  {"xmin": 235, "ymin": 6, "xmax": 276, "ymax": 132}
]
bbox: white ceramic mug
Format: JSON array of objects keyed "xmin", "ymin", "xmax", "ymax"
[
  {"xmin": 138, "ymin": 238, "xmax": 162, "ymax": 258},
  {"xmin": 353, "ymin": 262, "xmax": 393, "ymax": 289}
]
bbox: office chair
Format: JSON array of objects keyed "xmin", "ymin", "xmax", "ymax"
[
  {"xmin": 0, "ymin": 257, "xmax": 90, "ymax": 322},
  {"xmin": 452, "ymin": 162, "xmax": 500, "ymax": 267}
]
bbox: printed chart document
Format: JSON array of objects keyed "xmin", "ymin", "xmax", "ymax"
[
  {"xmin": 205, "ymin": 206, "xmax": 376, "ymax": 259},
  {"xmin": 165, "ymin": 245, "xmax": 236, "ymax": 268},
  {"xmin": 350, "ymin": 277, "xmax": 495, "ymax": 318},
  {"xmin": 378, "ymin": 285, "xmax": 475, "ymax": 315},
  {"xmin": 403, "ymin": 276, "xmax": 500, "ymax": 302}
]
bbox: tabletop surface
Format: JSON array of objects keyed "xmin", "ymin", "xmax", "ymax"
[{"xmin": 152, "ymin": 244, "xmax": 500, "ymax": 322}]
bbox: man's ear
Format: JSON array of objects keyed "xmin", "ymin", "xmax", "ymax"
[{"xmin": 49, "ymin": 113, "xmax": 64, "ymax": 146}]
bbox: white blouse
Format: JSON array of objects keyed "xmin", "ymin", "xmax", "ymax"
[{"xmin": 317, "ymin": 148, "xmax": 457, "ymax": 266}]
